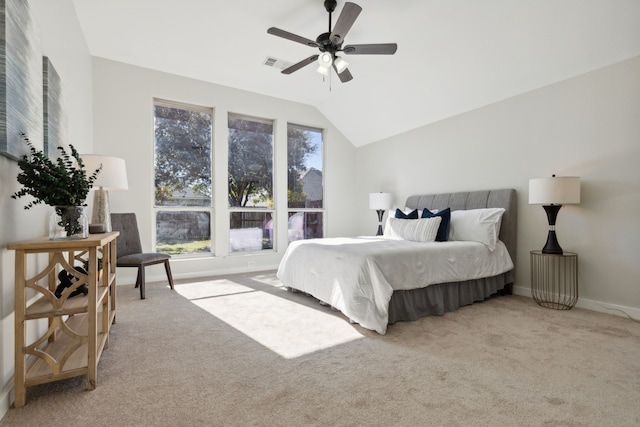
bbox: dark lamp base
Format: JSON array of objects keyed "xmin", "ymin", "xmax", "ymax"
[
  {"xmin": 375, "ymin": 209, "xmax": 385, "ymax": 236},
  {"xmin": 541, "ymin": 204, "xmax": 564, "ymax": 254},
  {"xmin": 542, "ymin": 230, "xmax": 563, "ymax": 254}
]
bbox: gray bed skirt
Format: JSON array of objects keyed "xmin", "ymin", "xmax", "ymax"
[{"xmin": 388, "ymin": 271, "xmax": 514, "ymax": 324}]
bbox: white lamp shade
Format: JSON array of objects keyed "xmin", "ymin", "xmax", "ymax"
[
  {"xmin": 529, "ymin": 176, "xmax": 580, "ymax": 205},
  {"xmin": 369, "ymin": 192, "xmax": 393, "ymax": 210},
  {"xmin": 318, "ymin": 52, "xmax": 332, "ymax": 66},
  {"xmin": 316, "ymin": 64, "xmax": 330, "ymax": 76},
  {"xmin": 81, "ymin": 155, "xmax": 129, "ymax": 191},
  {"xmin": 316, "ymin": 52, "xmax": 333, "ymax": 76},
  {"xmin": 334, "ymin": 57, "xmax": 349, "ymax": 74}
]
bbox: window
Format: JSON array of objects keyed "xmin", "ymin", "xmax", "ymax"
[
  {"xmin": 154, "ymin": 100, "xmax": 212, "ymax": 255},
  {"xmin": 287, "ymin": 123, "xmax": 324, "ymax": 241},
  {"xmin": 228, "ymin": 113, "xmax": 274, "ymax": 253}
]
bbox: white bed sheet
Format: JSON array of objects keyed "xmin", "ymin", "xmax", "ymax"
[{"xmin": 277, "ymin": 237, "xmax": 514, "ymax": 334}]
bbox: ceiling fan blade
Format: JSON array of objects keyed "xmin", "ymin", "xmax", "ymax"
[
  {"xmin": 267, "ymin": 27, "xmax": 319, "ymax": 48},
  {"xmin": 282, "ymin": 55, "xmax": 319, "ymax": 74},
  {"xmin": 343, "ymin": 43, "xmax": 398, "ymax": 55},
  {"xmin": 333, "ymin": 64, "xmax": 353, "ymax": 83},
  {"xmin": 329, "ymin": 2, "xmax": 362, "ymax": 45}
]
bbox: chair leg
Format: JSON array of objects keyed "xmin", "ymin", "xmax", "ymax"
[
  {"xmin": 135, "ymin": 268, "xmax": 142, "ymax": 288},
  {"xmin": 164, "ymin": 260, "xmax": 175, "ymax": 290},
  {"xmin": 139, "ymin": 267, "xmax": 146, "ymax": 300}
]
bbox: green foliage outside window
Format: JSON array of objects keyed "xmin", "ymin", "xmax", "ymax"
[{"xmin": 154, "ymin": 105, "xmax": 212, "ymax": 206}]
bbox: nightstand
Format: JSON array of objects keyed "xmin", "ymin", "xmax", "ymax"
[{"xmin": 530, "ymin": 251, "xmax": 578, "ymax": 310}]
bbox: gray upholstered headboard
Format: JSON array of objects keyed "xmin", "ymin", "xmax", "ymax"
[{"xmin": 405, "ymin": 189, "xmax": 517, "ymax": 265}]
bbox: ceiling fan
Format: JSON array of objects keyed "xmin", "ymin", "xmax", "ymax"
[{"xmin": 267, "ymin": 0, "xmax": 398, "ymax": 83}]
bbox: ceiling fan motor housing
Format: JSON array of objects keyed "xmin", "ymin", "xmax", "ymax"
[{"xmin": 316, "ymin": 32, "xmax": 338, "ymax": 53}]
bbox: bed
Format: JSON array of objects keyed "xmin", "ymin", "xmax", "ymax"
[{"xmin": 277, "ymin": 189, "xmax": 517, "ymax": 334}]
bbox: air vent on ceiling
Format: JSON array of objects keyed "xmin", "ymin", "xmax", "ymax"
[{"xmin": 264, "ymin": 56, "xmax": 292, "ymax": 70}]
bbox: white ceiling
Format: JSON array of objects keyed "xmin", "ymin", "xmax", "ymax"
[{"xmin": 71, "ymin": 0, "xmax": 640, "ymax": 147}]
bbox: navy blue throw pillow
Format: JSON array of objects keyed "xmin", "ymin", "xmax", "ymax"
[
  {"xmin": 395, "ymin": 208, "xmax": 419, "ymax": 219},
  {"xmin": 421, "ymin": 207, "xmax": 451, "ymax": 241}
]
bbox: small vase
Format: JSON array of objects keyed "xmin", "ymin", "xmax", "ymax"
[{"xmin": 49, "ymin": 206, "xmax": 89, "ymax": 240}]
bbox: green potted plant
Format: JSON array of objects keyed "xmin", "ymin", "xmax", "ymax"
[{"xmin": 11, "ymin": 133, "xmax": 101, "ymax": 239}]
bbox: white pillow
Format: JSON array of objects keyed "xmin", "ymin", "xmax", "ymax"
[
  {"xmin": 448, "ymin": 208, "xmax": 505, "ymax": 251},
  {"xmin": 384, "ymin": 216, "xmax": 442, "ymax": 243}
]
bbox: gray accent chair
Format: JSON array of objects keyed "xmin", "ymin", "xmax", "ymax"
[{"xmin": 111, "ymin": 213, "xmax": 175, "ymax": 299}]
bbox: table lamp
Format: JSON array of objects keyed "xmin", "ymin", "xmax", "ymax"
[
  {"xmin": 529, "ymin": 175, "xmax": 580, "ymax": 254},
  {"xmin": 369, "ymin": 192, "xmax": 393, "ymax": 236},
  {"xmin": 80, "ymin": 155, "xmax": 129, "ymax": 232}
]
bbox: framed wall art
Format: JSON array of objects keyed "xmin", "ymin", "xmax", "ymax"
[
  {"xmin": 43, "ymin": 56, "xmax": 66, "ymax": 159},
  {"xmin": 0, "ymin": 0, "xmax": 43, "ymax": 161}
]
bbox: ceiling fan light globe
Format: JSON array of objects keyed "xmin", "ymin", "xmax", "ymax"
[
  {"xmin": 316, "ymin": 64, "xmax": 330, "ymax": 76},
  {"xmin": 318, "ymin": 52, "xmax": 333, "ymax": 66},
  {"xmin": 334, "ymin": 57, "xmax": 349, "ymax": 73}
]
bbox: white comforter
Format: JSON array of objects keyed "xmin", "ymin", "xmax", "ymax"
[{"xmin": 277, "ymin": 237, "xmax": 514, "ymax": 334}]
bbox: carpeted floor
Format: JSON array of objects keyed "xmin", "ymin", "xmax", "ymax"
[{"xmin": 2, "ymin": 271, "xmax": 639, "ymax": 427}]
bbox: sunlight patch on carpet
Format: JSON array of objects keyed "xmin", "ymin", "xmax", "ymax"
[{"xmin": 176, "ymin": 279, "xmax": 363, "ymax": 358}]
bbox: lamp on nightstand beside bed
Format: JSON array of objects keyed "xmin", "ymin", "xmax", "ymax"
[
  {"xmin": 529, "ymin": 175, "xmax": 580, "ymax": 254},
  {"xmin": 369, "ymin": 192, "xmax": 393, "ymax": 236}
]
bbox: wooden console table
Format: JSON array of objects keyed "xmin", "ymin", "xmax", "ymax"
[{"xmin": 8, "ymin": 232, "xmax": 118, "ymax": 407}]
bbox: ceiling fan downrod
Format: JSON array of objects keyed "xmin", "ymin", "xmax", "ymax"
[{"xmin": 325, "ymin": 0, "xmax": 337, "ymax": 32}]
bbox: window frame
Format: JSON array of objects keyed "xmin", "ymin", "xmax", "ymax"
[
  {"xmin": 227, "ymin": 112, "xmax": 276, "ymax": 254},
  {"xmin": 152, "ymin": 98, "xmax": 214, "ymax": 258},
  {"xmin": 286, "ymin": 122, "xmax": 326, "ymax": 242}
]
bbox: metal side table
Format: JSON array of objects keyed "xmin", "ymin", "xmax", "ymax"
[{"xmin": 530, "ymin": 251, "xmax": 578, "ymax": 310}]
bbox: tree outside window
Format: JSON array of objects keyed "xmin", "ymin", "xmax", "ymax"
[
  {"xmin": 228, "ymin": 113, "xmax": 274, "ymax": 252},
  {"xmin": 152, "ymin": 103, "xmax": 324, "ymax": 256},
  {"xmin": 287, "ymin": 123, "xmax": 324, "ymax": 241},
  {"xmin": 154, "ymin": 100, "xmax": 212, "ymax": 255}
]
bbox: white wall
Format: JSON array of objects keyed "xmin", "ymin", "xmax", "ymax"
[
  {"xmin": 0, "ymin": 0, "xmax": 93, "ymax": 418},
  {"xmin": 91, "ymin": 58, "xmax": 357, "ymax": 284},
  {"xmin": 355, "ymin": 55, "xmax": 640, "ymax": 318}
]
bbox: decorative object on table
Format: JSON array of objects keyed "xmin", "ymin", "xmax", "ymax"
[
  {"xmin": 529, "ymin": 175, "xmax": 580, "ymax": 254},
  {"xmin": 54, "ymin": 266, "xmax": 89, "ymax": 299},
  {"xmin": 369, "ymin": 192, "xmax": 393, "ymax": 236},
  {"xmin": 89, "ymin": 223, "xmax": 107, "ymax": 234},
  {"xmin": 81, "ymin": 256, "xmax": 103, "ymax": 273},
  {"xmin": 48, "ymin": 206, "xmax": 89, "ymax": 240},
  {"xmin": 11, "ymin": 133, "xmax": 101, "ymax": 239},
  {"xmin": 80, "ymin": 154, "xmax": 129, "ymax": 232}
]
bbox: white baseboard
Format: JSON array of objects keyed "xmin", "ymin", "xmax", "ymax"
[
  {"xmin": 512, "ymin": 285, "xmax": 640, "ymax": 321},
  {"xmin": 1, "ymin": 382, "xmax": 12, "ymax": 421},
  {"xmin": 573, "ymin": 298, "xmax": 640, "ymax": 321}
]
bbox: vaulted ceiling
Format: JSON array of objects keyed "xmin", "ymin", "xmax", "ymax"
[{"xmin": 72, "ymin": 0, "xmax": 640, "ymax": 147}]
